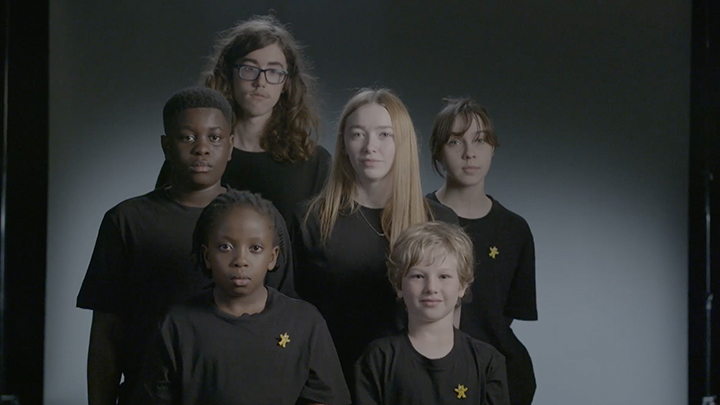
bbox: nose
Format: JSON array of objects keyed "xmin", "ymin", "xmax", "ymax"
[
  {"xmin": 424, "ymin": 277, "xmax": 438, "ymax": 294},
  {"xmin": 253, "ymin": 71, "xmax": 267, "ymax": 87},
  {"xmin": 462, "ymin": 141, "xmax": 476, "ymax": 160},
  {"xmin": 191, "ymin": 136, "xmax": 211, "ymax": 155},
  {"xmin": 230, "ymin": 249, "xmax": 248, "ymax": 267},
  {"xmin": 363, "ymin": 133, "xmax": 379, "ymax": 152}
]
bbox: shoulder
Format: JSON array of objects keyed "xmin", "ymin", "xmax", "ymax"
[
  {"xmin": 313, "ymin": 145, "xmax": 332, "ymax": 162},
  {"xmin": 455, "ymin": 329, "xmax": 505, "ymax": 362},
  {"xmin": 489, "ymin": 197, "xmax": 532, "ymax": 234},
  {"xmin": 104, "ymin": 189, "xmax": 166, "ymax": 218},
  {"xmin": 270, "ymin": 288, "xmax": 326, "ymax": 323},
  {"xmin": 425, "ymin": 197, "xmax": 459, "ymax": 224},
  {"xmin": 360, "ymin": 333, "xmax": 406, "ymax": 360}
]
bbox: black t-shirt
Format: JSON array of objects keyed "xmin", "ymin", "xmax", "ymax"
[
  {"xmin": 427, "ymin": 192, "xmax": 537, "ymax": 405},
  {"xmin": 76, "ymin": 188, "xmax": 294, "ymax": 400},
  {"xmin": 353, "ymin": 329, "xmax": 510, "ymax": 405},
  {"xmin": 156, "ymin": 146, "xmax": 331, "ymax": 225},
  {"xmin": 291, "ymin": 199, "xmax": 458, "ymax": 377},
  {"xmin": 133, "ymin": 287, "xmax": 351, "ymax": 405}
]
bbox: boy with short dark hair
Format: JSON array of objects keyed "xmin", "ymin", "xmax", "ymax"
[
  {"xmin": 353, "ymin": 221, "xmax": 510, "ymax": 405},
  {"xmin": 76, "ymin": 86, "xmax": 293, "ymax": 404}
]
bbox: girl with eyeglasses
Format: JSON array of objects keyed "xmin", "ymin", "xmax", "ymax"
[{"xmin": 157, "ymin": 16, "xmax": 330, "ymax": 229}]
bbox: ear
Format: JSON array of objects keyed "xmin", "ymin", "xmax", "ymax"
[
  {"xmin": 202, "ymin": 245, "xmax": 211, "ymax": 270},
  {"xmin": 267, "ymin": 246, "xmax": 280, "ymax": 271},
  {"xmin": 160, "ymin": 135, "xmax": 169, "ymax": 158},
  {"xmin": 396, "ymin": 288, "xmax": 403, "ymax": 300},
  {"xmin": 458, "ymin": 284, "xmax": 468, "ymax": 299},
  {"xmin": 227, "ymin": 134, "xmax": 235, "ymax": 161}
]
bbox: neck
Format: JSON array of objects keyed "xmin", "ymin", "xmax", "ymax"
[
  {"xmin": 407, "ymin": 314, "xmax": 455, "ymax": 359},
  {"xmin": 213, "ymin": 286, "xmax": 268, "ymax": 317},
  {"xmin": 436, "ymin": 182, "xmax": 492, "ymax": 219},
  {"xmin": 233, "ymin": 114, "xmax": 270, "ymax": 152},
  {"xmin": 354, "ymin": 179, "xmax": 392, "ymax": 209},
  {"xmin": 166, "ymin": 182, "xmax": 225, "ymax": 208}
]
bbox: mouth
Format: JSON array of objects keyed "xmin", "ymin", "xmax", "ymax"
[
  {"xmin": 191, "ymin": 161, "xmax": 212, "ymax": 173},
  {"xmin": 231, "ymin": 275, "xmax": 251, "ymax": 287},
  {"xmin": 249, "ymin": 92, "xmax": 269, "ymax": 100},
  {"xmin": 420, "ymin": 299, "xmax": 442, "ymax": 307},
  {"xmin": 361, "ymin": 159, "xmax": 382, "ymax": 165},
  {"xmin": 462, "ymin": 166, "xmax": 480, "ymax": 173}
]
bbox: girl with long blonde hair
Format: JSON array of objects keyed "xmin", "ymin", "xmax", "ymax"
[{"xmin": 292, "ymin": 88, "xmax": 458, "ymax": 378}]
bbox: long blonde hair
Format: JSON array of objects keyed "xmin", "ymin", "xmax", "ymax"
[{"xmin": 306, "ymin": 88, "xmax": 431, "ymax": 246}]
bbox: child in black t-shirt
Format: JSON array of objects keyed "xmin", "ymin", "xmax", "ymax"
[
  {"xmin": 353, "ymin": 221, "xmax": 509, "ymax": 405},
  {"xmin": 76, "ymin": 86, "xmax": 237, "ymax": 404},
  {"xmin": 427, "ymin": 98, "xmax": 537, "ymax": 405},
  {"xmin": 133, "ymin": 190, "xmax": 350, "ymax": 405}
]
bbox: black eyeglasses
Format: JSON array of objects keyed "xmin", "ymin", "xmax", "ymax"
[{"xmin": 234, "ymin": 64, "xmax": 288, "ymax": 85}]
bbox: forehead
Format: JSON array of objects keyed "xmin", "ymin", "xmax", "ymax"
[
  {"xmin": 235, "ymin": 43, "xmax": 287, "ymax": 67},
  {"xmin": 212, "ymin": 206, "xmax": 274, "ymax": 236},
  {"xmin": 171, "ymin": 108, "xmax": 229, "ymax": 131},
  {"xmin": 345, "ymin": 103, "xmax": 392, "ymax": 129},
  {"xmin": 451, "ymin": 113, "xmax": 485, "ymax": 135},
  {"xmin": 411, "ymin": 246, "xmax": 458, "ymax": 271}
]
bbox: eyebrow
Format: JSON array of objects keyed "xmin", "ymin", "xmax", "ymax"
[
  {"xmin": 177, "ymin": 125, "xmax": 225, "ymax": 132},
  {"xmin": 239, "ymin": 57, "xmax": 286, "ymax": 69},
  {"xmin": 347, "ymin": 125, "xmax": 394, "ymax": 131}
]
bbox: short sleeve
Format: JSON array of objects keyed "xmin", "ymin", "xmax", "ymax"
[
  {"xmin": 299, "ymin": 311, "xmax": 351, "ymax": 405},
  {"xmin": 503, "ymin": 221, "xmax": 538, "ymax": 321},
  {"xmin": 129, "ymin": 316, "xmax": 180, "ymax": 404},
  {"xmin": 351, "ymin": 346, "xmax": 384, "ymax": 405},
  {"xmin": 76, "ymin": 210, "xmax": 127, "ymax": 314},
  {"xmin": 484, "ymin": 348, "xmax": 510, "ymax": 405}
]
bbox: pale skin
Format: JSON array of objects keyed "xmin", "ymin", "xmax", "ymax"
[
  {"xmin": 231, "ymin": 43, "xmax": 288, "ymax": 152},
  {"xmin": 343, "ymin": 103, "xmax": 396, "ymax": 208},
  {"xmin": 399, "ymin": 250, "xmax": 467, "ymax": 359}
]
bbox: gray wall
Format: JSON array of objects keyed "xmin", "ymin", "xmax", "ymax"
[{"xmin": 46, "ymin": 2, "xmax": 690, "ymax": 404}]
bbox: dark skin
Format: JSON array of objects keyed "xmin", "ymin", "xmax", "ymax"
[{"xmin": 86, "ymin": 107, "xmax": 233, "ymax": 405}]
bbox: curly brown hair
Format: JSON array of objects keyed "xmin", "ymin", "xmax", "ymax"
[{"xmin": 203, "ymin": 15, "xmax": 320, "ymax": 163}]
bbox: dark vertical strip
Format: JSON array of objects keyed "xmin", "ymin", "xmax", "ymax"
[
  {"xmin": 690, "ymin": 0, "xmax": 720, "ymax": 403},
  {"xmin": 1, "ymin": 0, "xmax": 49, "ymax": 404},
  {"xmin": 0, "ymin": 0, "xmax": 8, "ymax": 397}
]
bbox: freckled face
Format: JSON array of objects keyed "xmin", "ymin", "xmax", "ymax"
[
  {"xmin": 232, "ymin": 43, "xmax": 288, "ymax": 121},
  {"xmin": 441, "ymin": 115, "xmax": 494, "ymax": 188},
  {"xmin": 343, "ymin": 103, "xmax": 396, "ymax": 187},
  {"xmin": 203, "ymin": 207, "xmax": 279, "ymax": 302},
  {"xmin": 161, "ymin": 108, "xmax": 233, "ymax": 190},
  {"xmin": 398, "ymin": 249, "xmax": 466, "ymax": 324}
]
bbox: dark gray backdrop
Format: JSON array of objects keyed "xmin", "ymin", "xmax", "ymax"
[{"xmin": 46, "ymin": 1, "xmax": 690, "ymax": 404}]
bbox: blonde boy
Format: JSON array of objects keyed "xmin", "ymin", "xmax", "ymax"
[{"xmin": 352, "ymin": 221, "xmax": 510, "ymax": 405}]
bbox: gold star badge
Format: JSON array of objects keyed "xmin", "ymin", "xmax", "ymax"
[
  {"xmin": 454, "ymin": 384, "xmax": 468, "ymax": 399},
  {"xmin": 278, "ymin": 333, "xmax": 290, "ymax": 348},
  {"xmin": 489, "ymin": 246, "xmax": 499, "ymax": 259}
]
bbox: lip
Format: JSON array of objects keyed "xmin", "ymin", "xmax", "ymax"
[
  {"xmin": 420, "ymin": 299, "xmax": 442, "ymax": 307},
  {"xmin": 191, "ymin": 161, "xmax": 212, "ymax": 173},
  {"xmin": 361, "ymin": 159, "xmax": 382, "ymax": 165},
  {"xmin": 249, "ymin": 92, "xmax": 269, "ymax": 100},
  {"xmin": 462, "ymin": 166, "xmax": 480, "ymax": 173},
  {"xmin": 231, "ymin": 276, "xmax": 251, "ymax": 287}
]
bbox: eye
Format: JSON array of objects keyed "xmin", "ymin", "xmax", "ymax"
[
  {"xmin": 379, "ymin": 131, "xmax": 394, "ymax": 138},
  {"xmin": 439, "ymin": 274, "xmax": 453, "ymax": 279},
  {"xmin": 209, "ymin": 134, "xmax": 222, "ymax": 142},
  {"xmin": 240, "ymin": 65, "xmax": 259, "ymax": 74},
  {"xmin": 180, "ymin": 134, "xmax": 196, "ymax": 143},
  {"xmin": 446, "ymin": 139, "xmax": 461, "ymax": 146},
  {"xmin": 408, "ymin": 273, "xmax": 424, "ymax": 279},
  {"xmin": 249, "ymin": 244, "xmax": 264, "ymax": 253},
  {"xmin": 218, "ymin": 243, "xmax": 232, "ymax": 252},
  {"xmin": 350, "ymin": 131, "xmax": 364, "ymax": 138},
  {"xmin": 474, "ymin": 137, "xmax": 486, "ymax": 144}
]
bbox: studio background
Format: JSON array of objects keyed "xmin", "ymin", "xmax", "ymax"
[{"xmin": 45, "ymin": 1, "xmax": 689, "ymax": 404}]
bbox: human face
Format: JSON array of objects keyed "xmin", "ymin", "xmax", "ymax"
[
  {"xmin": 161, "ymin": 108, "xmax": 233, "ymax": 190},
  {"xmin": 343, "ymin": 103, "xmax": 396, "ymax": 187},
  {"xmin": 232, "ymin": 43, "xmax": 287, "ymax": 121},
  {"xmin": 441, "ymin": 115, "xmax": 494, "ymax": 189},
  {"xmin": 399, "ymin": 248, "xmax": 466, "ymax": 325},
  {"xmin": 203, "ymin": 206, "xmax": 279, "ymax": 303}
]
